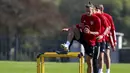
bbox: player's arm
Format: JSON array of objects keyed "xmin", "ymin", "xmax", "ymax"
[
  {"xmin": 103, "ymin": 26, "xmax": 110, "ymax": 36},
  {"xmin": 102, "ymin": 16, "xmax": 110, "ymax": 36},
  {"xmin": 89, "ymin": 31, "xmax": 99, "ymax": 35},
  {"xmin": 109, "ymin": 16, "xmax": 117, "ymax": 45},
  {"xmin": 81, "ymin": 14, "xmax": 86, "ymax": 23},
  {"xmin": 84, "ymin": 28, "xmax": 99, "ymax": 35},
  {"xmin": 62, "ymin": 27, "xmax": 70, "ymax": 31},
  {"xmin": 97, "ymin": 15, "xmax": 110, "ymax": 40},
  {"xmin": 112, "ymin": 30, "xmax": 116, "ymax": 44}
]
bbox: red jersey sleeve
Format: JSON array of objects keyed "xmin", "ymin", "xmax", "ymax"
[
  {"xmin": 109, "ymin": 16, "xmax": 115, "ymax": 31},
  {"xmin": 93, "ymin": 15, "xmax": 101, "ymax": 36},
  {"xmin": 102, "ymin": 16, "xmax": 109, "ymax": 29},
  {"xmin": 109, "ymin": 15, "xmax": 116, "ymax": 43},
  {"xmin": 81, "ymin": 14, "xmax": 86, "ymax": 23},
  {"xmin": 104, "ymin": 13, "xmax": 117, "ymax": 44},
  {"xmin": 99, "ymin": 14, "xmax": 109, "ymax": 36},
  {"xmin": 102, "ymin": 16, "xmax": 111, "ymax": 36}
]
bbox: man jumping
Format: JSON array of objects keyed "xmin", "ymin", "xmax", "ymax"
[{"xmin": 61, "ymin": 3, "xmax": 102, "ymax": 73}]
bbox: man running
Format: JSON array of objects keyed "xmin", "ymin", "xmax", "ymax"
[{"xmin": 95, "ymin": 4, "xmax": 116, "ymax": 73}]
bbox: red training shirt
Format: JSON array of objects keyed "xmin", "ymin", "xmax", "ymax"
[
  {"xmin": 80, "ymin": 13, "xmax": 101, "ymax": 46},
  {"xmin": 102, "ymin": 13, "xmax": 116, "ymax": 43},
  {"xmin": 94, "ymin": 13, "xmax": 109, "ymax": 42}
]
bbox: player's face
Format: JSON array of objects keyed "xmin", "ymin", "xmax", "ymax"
[
  {"xmin": 93, "ymin": 8, "xmax": 97, "ymax": 14},
  {"xmin": 86, "ymin": 7, "xmax": 93, "ymax": 16},
  {"xmin": 96, "ymin": 9, "xmax": 101, "ymax": 13}
]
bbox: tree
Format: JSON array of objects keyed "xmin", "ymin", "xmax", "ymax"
[
  {"xmin": 59, "ymin": 0, "xmax": 130, "ymax": 46},
  {"xmin": 0, "ymin": 0, "xmax": 67, "ymax": 60}
]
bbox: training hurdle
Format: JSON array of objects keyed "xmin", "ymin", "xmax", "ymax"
[{"xmin": 37, "ymin": 52, "xmax": 84, "ymax": 73}]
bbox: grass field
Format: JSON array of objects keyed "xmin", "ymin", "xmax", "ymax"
[{"xmin": 0, "ymin": 61, "xmax": 130, "ymax": 73}]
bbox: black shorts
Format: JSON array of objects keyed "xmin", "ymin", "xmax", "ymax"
[
  {"xmin": 100, "ymin": 42, "xmax": 106, "ymax": 52},
  {"xmin": 84, "ymin": 42, "xmax": 100, "ymax": 59},
  {"xmin": 84, "ymin": 44, "xmax": 95, "ymax": 57},
  {"xmin": 106, "ymin": 41, "xmax": 111, "ymax": 49},
  {"xmin": 75, "ymin": 31, "xmax": 85, "ymax": 44}
]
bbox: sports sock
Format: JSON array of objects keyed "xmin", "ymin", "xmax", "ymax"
[
  {"xmin": 65, "ymin": 41, "xmax": 70, "ymax": 47},
  {"xmin": 98, "ymin": 69, "xmax": 103, "ymax": 73},
  {"xmin": 106, "ymin": 69, "xmax": 110, "ymax": 73}
]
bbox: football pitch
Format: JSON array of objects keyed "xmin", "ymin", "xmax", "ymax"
[{"xmin": 0, "ymin": 61, "xmax": 130, "ymax": 73}]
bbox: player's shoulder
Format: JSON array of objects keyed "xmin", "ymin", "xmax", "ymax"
[
  {"xmin": 103, "ymin": 13, "xmax": 112, "ymax": 18},
  {"xmin": 95, "ymin": 13, "xmax": 106, "ymax": 18},
  {"xmin": 92, "ymin": 14, "xmax": 100, "ymax": 19},
  {"xmin": 94, "ymin": 13, "xmax": 102, "ymax": 16}
]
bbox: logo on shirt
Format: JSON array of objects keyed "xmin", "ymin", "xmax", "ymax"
[{"xmin": 90, "ymin": 21, "xmax": 94, "ymax": 25}]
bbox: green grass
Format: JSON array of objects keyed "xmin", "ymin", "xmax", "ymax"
[
  {"xmin": 0, "ymin": 61, "xmax": 36, "ymax": 73},
  {"xmin": 0, "ymin": 61, "xmax": 130, "ymax": 73}
]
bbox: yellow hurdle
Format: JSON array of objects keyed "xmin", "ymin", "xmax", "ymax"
[
  {"xmin": 36, "ymin": 52, "xmax": 84, "ymax": 73},
  {"xmin": 37, "ymin": 57, "xmax": 40, "ymax": 73}
]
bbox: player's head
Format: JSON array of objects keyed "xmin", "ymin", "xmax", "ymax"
[
  {"xmin": 94, "ymin": 5, "xmax": 101, "ymax": 13},
  {"xmin": 99, "ymin": 4, "xmax": 104, "ymax": 12},
  {"xmin": 85, "ymin": 2, "xmax": 94, "ymax": 16},
  {"xmin": 95, "ymin": 4, "xmax": 104, "ymax": 13},
  {"xmin": 92, "ymin": 5, "xmax": 97, "ymax": 14}
]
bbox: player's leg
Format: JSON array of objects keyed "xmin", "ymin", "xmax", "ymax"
[
  {"xmin": 85, "ymin": 45, "xmax": 94, "ymax": 73},
  {"xmin": 86, "ymin": 55, "xmax": 93, "ymax": 73},
  {"xmin": 93, "ymin": 42, "xmax": 100, "ymax": 73},
  {"xmin": 98, "ymin": 42, "xmax": 106, "ymax": 73},
  {"xmin": 61, "ymin": 25, "xmax": 80, "ymax": 51},
  {"xmin": 105, "ymin": 42, "xmax": 111, "ymax": 73}
]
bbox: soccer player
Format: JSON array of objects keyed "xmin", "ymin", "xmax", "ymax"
[
  {"xmin": 61, "ymin": 3, "xmax": 101, "ymax": 73},
  {"xmin": 94, "ymin": 5, "xmax": 110, "ymax": 73},
  {"xmin": 80, "ymin": 4, "xmax": 102, "ymax": 73},
  {"xmin": 92, "ymin": 5, "xmax": 110, "ymax": 73},
  {"xmin": 95, "ymin": 4, "xmax": 116, "ymax": 73}
]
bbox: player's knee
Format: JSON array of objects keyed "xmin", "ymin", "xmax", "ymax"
[
  {"xmin": 106, "ymin": 55, "xmax": 111, "ymax": 61},
  {"xmin": 72, "ymin": 25, "xmax": 79, "ymax": 32},
  {"xmin": 99, "ymin": 53, "xmax": 104, "ymax": 61},
  {"xmin": 106, "ymin": 51, "xmax": 110, "ymax": 57},
  {"xmin": 87, "ymin": 63, "xmax": 93, "ymax": 68},
  {"xmin": 68, "ymin": 28, "xmax": 74, "ymax": 36},
  {"xmin": 106, "ymin": 52, "xmax": 110, "ymax": 56},
  {"xmin": 86, "ymin": 58, "xmax": 93, "ymax": 67},
  {"xmin": 71, "ymin": 25, "xmax": 77, "ymax": 30}
]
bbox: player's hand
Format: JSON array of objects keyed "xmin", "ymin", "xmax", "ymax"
[
  {"xmin": 62, "ymin": 28, "xmax": 69, "ymax": 31},
  {"xmin": 114, "ymin": 42, "xmax": 117, "ymax": 46},
  {"xmin": 84, "ymin": 28, "xmax": 90, "ymax": 34},
  {"xmin": 112, "ymin": 46, "xmax": 116, "ymax": 52},
  {"xmin": 112, "ymin": 48, "xmax": 116, "ymax": 52},
  {"xmin": 96, "ymin": 35, "xmax": 103, "ymax": 40},
  {"xmin": 112, "ymin": 42, "xmax": 117, "ymax": 52}
]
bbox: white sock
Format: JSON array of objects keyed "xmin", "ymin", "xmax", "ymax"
[
  {"xmin": 65, "ymin": 41, "xmax": 70, "ymax": 46},
  {"xmin": 106, "ymin": 69, "xmax": 110, "ymax": 73},
  {"xmin": 98, "ymin": 69, "xmax": 103, "ymax": 73},
  {"xmin": 64, "ymin": 41, "xmax": 70, "ymax": 49}
]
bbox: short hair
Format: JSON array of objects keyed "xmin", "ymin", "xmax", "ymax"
[
  {"xmin": 95, "ymin": 4, "xmax": 104, "ymax": 11},
  {"xmin": 85, "ymin": 1, "xmax": 94, "ymax": 8}
]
